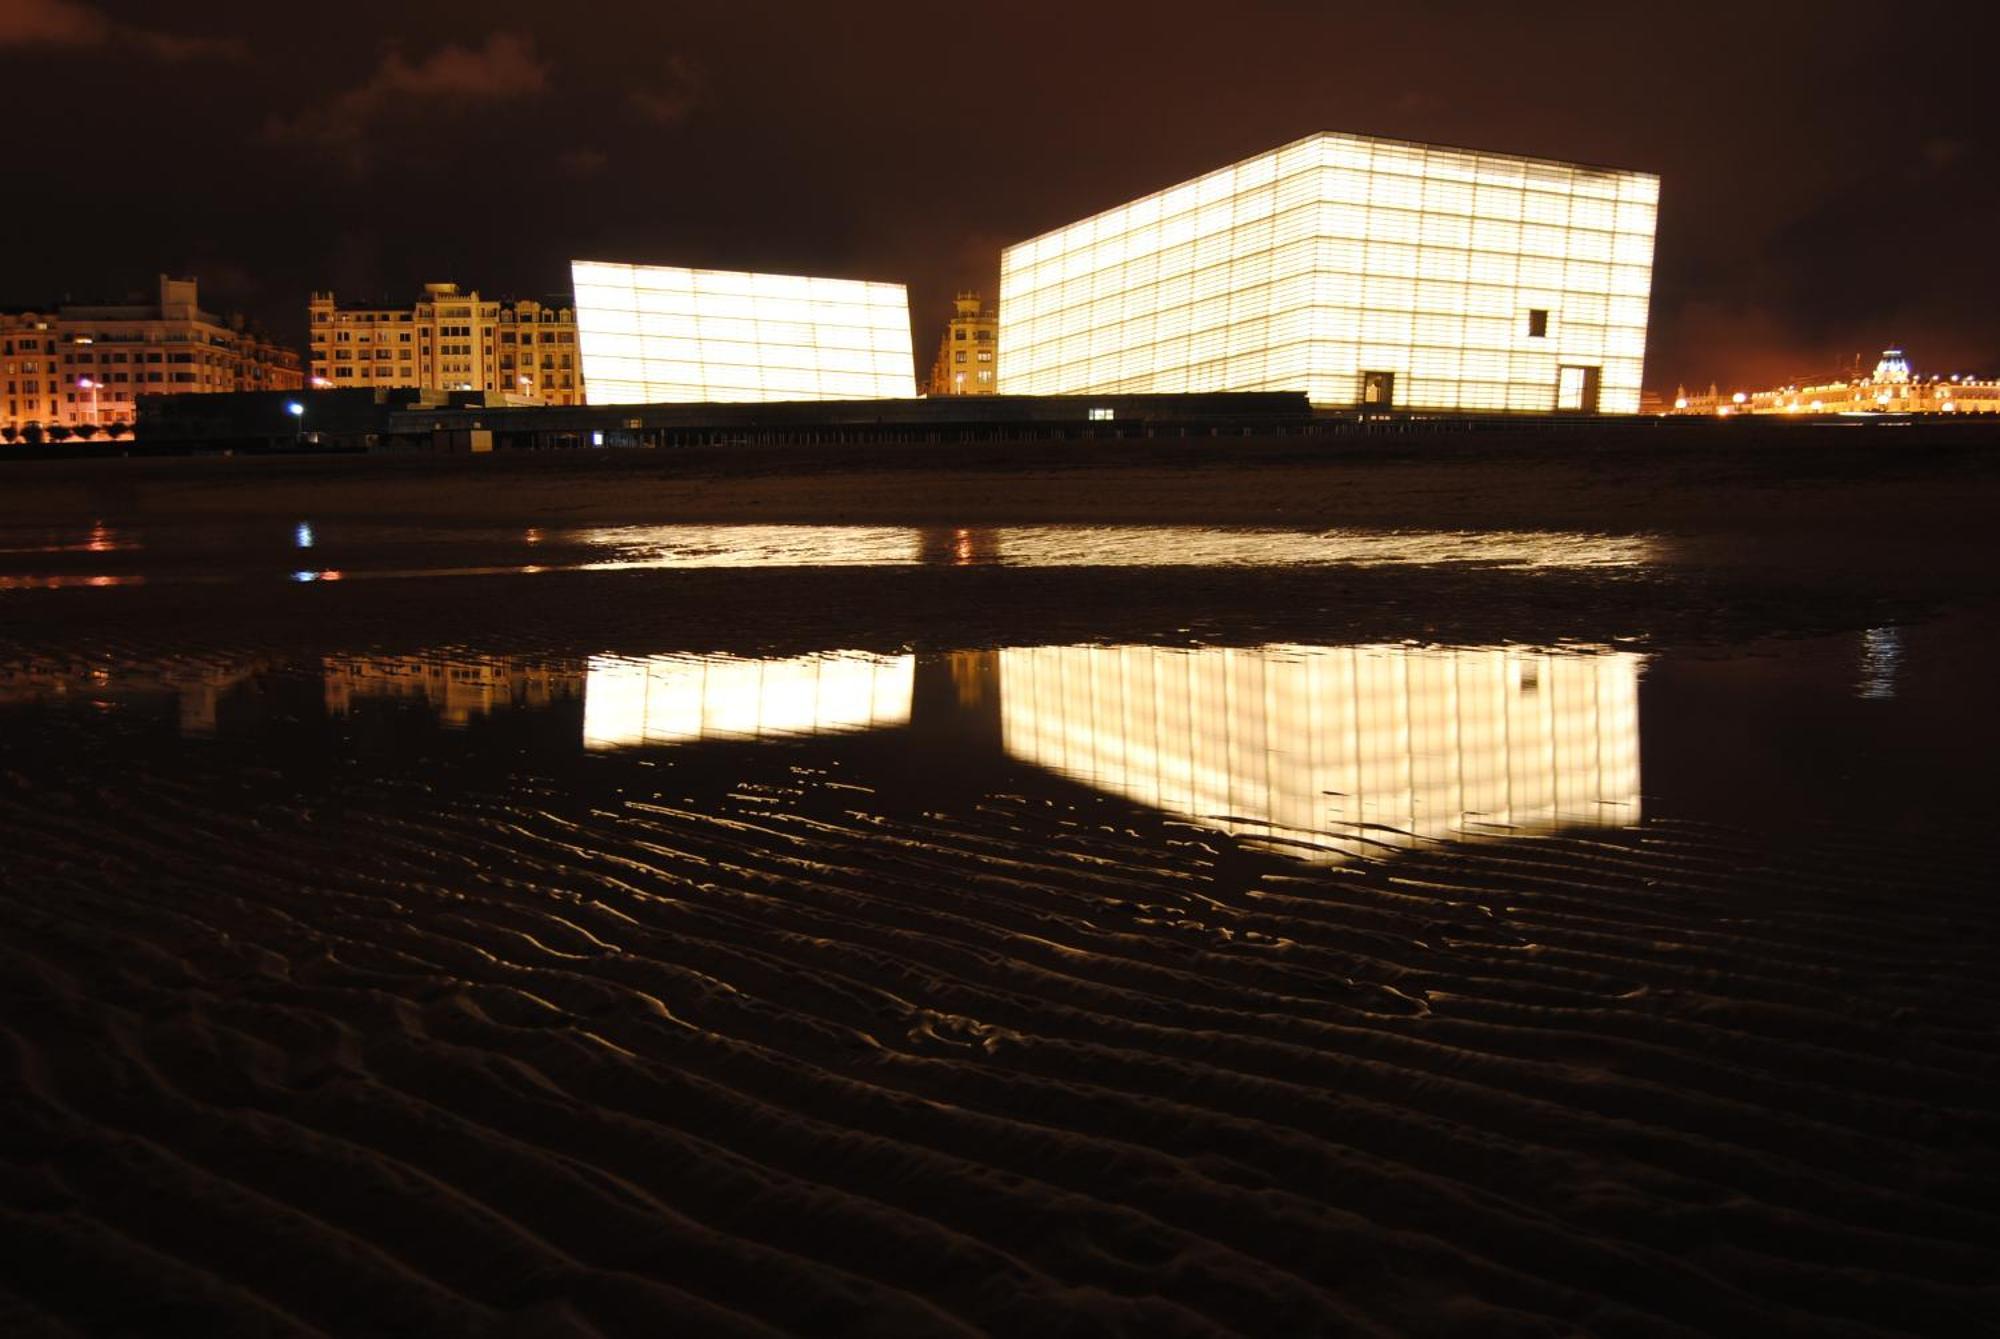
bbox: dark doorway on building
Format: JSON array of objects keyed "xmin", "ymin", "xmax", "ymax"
[
  {"xmin": 1557, "ymin": 365, "xmax": 1601, "ymax": 412},
  {"xmin": 1361, "ymin": 370, "xmax": 1396, "ymax": 407}
]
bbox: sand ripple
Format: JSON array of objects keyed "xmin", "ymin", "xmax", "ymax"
[{"xmin": 2, "ymin": 734, "xmax": 1996, "ymax": 1336}]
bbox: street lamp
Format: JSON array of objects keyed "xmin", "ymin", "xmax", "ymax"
[
  {"xmin": 77, "ymin": 376, "xmax": 99, "ymax": 427},
  {"xmin": 286, "ymin": 400, "xmax": 305, "ymax": 446}
]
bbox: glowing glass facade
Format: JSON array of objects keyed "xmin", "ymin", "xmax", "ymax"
[
  {"xmin": 999, "ymin": 132, "xmax": 1657, "ymax": 414},
  {"xmin": 571, "ymin": 261, "xmax": 916, "ymax": 405},
  {"xmin": 999, "ymin": 644, "xmax": 1640, "ymax": 861}
]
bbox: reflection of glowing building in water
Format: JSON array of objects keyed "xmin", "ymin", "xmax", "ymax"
[
  {"xmin": 1000, "ymin": 131, "xmax": 1657, "ymax": 413},
  {"xmin": 570, "ymin": 261, "xmax": 916, "ymax": 405},
  {"xmin": 323, "ymin": 655, "xmax": 584, "ymax": 728},
  {"xmin": 0, "ymin": 657, "xmax": 268, "ymax": 736},
  {"xmin": 996, "ymin": 644, "xmax": 1641, "ymax": 860},
  {"xmin": 583, "ymin": 652, "xmax": 914, "ymax": 749}
]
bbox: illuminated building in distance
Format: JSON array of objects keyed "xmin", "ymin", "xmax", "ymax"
[
  {"xmin": 2, "ymin": 277, "xmax": 301, "ymax": 440},
  {"xmin": 571, "ymin": 261, "xmax": 916, "ymax": 405},
  {"xmin": 999, "ymin": 131, "xmax": 1658, "ymax": 414},
  {"xmin": 308, "ymin": 284, "xmax": 583, "ymax": 404},
  {"xmin": 1666, "ymin": 348, "xmax": 2000, "ymax": 417},
  {"xmin": 926, "ymin": 292, "xmax": 998, "ymax": 396}
]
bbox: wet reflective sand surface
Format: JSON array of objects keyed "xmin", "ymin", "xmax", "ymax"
[{"xmin": 3, "ymin": 518, "xmax": 1996, "ymax": 1337}]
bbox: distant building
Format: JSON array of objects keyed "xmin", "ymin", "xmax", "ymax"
[
  {"xmin": 570, "ymin": 261, "xmax": 916, "ymax": 404},
  {"xmin": 927, "ymin": 292, "xmax": 998, "ymax": 396},
  {"xmin": 1666, "ymin": 348, "xmax": 2000, "ymax": 417},
  {"xmin": 1, "ymin": 276, "xmax": 301, "ymax": 440},
  {"xmin": 1000, "ymin": 130, "xmax": 1658, "ymax": 413},
  {"xmin": 308, "ymin": 283, "xmax": 583, "ymax": 404}
]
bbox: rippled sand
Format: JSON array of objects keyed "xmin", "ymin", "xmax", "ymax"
[
  {"xmin": 5, "ymin": 708, "xmax": 1996, "ymax": 1336},
  {"xmin": 3, "ymin": 451, "xmax": 1999, "ymax": 1335}
]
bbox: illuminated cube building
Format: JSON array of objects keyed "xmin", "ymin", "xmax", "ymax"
[
  {"xmin": 571, "ymin": 261, "xmax": 916, "ymax": 405},
  {"xmin": 998, "ymin": 131, "xmax": 1658, "ymax": 414}
]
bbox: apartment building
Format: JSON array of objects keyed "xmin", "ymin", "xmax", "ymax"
[
  {"xmin": 308, "ymin": 283, "xmax": 583, "ymax": 404},
  {"xmin": 926, "ymin": 292, "xmax": 998, "ymax": 396},
  {"xmin": 1, "ymin": 276, "xmax": 302, "ymax": 439}
]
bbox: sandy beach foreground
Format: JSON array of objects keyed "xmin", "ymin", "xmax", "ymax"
[{"xmin": 2, "ymin": 429, "xmax": 1997, "ymax": 1336}]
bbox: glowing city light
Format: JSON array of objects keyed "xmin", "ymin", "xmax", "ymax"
[
  {"xmin": 295, "ymin": 522, "xmax": 315, "ymax": 549},
  {"xmin": 571, "ymin": 260, "xmax": 916, "ymax": 405},
  {"xmin": 286, "ymin": 401, "xmax": 305, "ymax": 417}
]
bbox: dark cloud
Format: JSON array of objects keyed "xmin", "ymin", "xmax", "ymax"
[
  {"xmin": 0, "ymin": 0, "xmax": 242, "ymax": 60},
  {"xmin": 627, "ymin": 54, "xmax": 702, "ymax": 127},
  {"xmin": 266, "ymin": 31, "xmax": 550, "ymax": 168},
  {"xmin": 558, "ymin": 147, "xmax": 611, "ymax": 180}
]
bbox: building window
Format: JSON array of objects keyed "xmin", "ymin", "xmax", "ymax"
[{"xmin": 1528, "ymin": 309, "xmax": 1550, "ymax": 339}]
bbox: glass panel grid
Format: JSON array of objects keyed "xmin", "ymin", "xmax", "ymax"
[
  {"xmin": 573, "ymin": 261, "xmax": 916, "ymax": 405},
  {"xmin": 998, "ymin": 644, "xmax": 1641, "ymax": 861},
  {"xmin": 999, "ymin": 132, "xmax": 1657, "ymax": 413}
]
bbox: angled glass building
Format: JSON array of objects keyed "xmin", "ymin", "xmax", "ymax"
[
  {"xmin": 571, "ymin": 261, "xmax": 916, "ymax": 405},
  {"xmin": 998, "ymin": 132, "xmax": 1658, "ymax": 414}
]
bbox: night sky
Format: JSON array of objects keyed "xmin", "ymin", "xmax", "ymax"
[{"xmin": 5, "ymin": 0, "xmax": 1995, "ymax": 392}]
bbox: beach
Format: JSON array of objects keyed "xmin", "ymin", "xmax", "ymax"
[{"xmin": 2, "ymin": 430, "xmax": 1996, "ymax": 1336}]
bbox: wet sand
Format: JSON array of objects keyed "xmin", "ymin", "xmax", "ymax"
[
  {"xmin": 5, "ymin": 691, "xmax": 1997, "ymax": 1336},
  {"xmin": 5, "ymin": 423, "xmax": 2000, "ymax": 542},
  {"xmin": 3, "ymin": 434, "xmax": 1999, "ymax": 1336}
]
